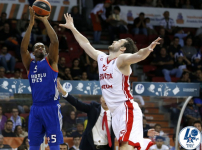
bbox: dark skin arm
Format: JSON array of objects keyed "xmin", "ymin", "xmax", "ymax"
[
  {"xmin": 35, "ymin": 15, "xmax": 59, "ymax": 71},
  {"xmin": 20, "ymin": 6, "xmax": 33, "ymax": 71}
]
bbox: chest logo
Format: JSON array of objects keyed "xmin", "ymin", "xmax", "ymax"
[{"xmin": 102, "ymin": 64, "xmax": 108, "ymax": 71}]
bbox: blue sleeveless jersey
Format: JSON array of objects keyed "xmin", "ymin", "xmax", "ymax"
[{"xmin": 28, "ymin": 57, "xmax": 60, "ymax": 104}]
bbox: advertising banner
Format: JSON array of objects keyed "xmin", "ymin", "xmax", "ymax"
[
  {"xmin": 0, "ymin": 0, "xmax": 76, "ymax": 21},
  {"xmin": 120, "ymin": 6, "xmax": 202, "ymax": 28},
  {"xmin": 133, "ymin": 82, "xmax": 200, "ymax": 97}
]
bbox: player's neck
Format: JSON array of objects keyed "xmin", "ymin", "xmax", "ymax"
[
  {"xmin": 108, "ymin": 52, "xmax": 121, "ymax": 60},
  {"xmin": 35, "ymin": 57, "xmax": 43, "ymax": 62}
]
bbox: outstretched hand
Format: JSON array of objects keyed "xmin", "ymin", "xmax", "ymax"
[
  {"xmin": 148, "ymin": 37, "xmax": 161, "ymax": 51},
  {"xmin": 59, "ymin": 13, "xmax": 74, "ymax": 29},
  {"xmin": 147, "ymin": 129, "xmax": 159, "ymax": 137},
  {"xmin": 29, "ymin": 6, "xmax": 35, "ymax": 26}
]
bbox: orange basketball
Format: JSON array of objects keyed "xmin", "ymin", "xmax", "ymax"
[{"xmin": 32, "ymin": 0, "xmax": 51, "ymax": 16}]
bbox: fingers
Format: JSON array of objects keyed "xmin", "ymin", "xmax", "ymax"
[
  {"xmin": 59, "ymin": 24, "xmax": 65, "ymax": 27},
  {"xmin": 155, "ymin": 37, "xmax": 162, "ymax": 42}
]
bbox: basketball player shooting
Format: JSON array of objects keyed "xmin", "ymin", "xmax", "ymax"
[
  {"xmin": 60, "ymin": 13, "xmax": 161, "ymax": 150},
  {"xmin": 21, "ymin": 7, "xmax": 63, "ymax": 150}
]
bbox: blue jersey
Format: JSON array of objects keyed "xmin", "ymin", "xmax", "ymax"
[{"xmin": 28, "ymin": 57, "xmax": 60, "ymax": 104}]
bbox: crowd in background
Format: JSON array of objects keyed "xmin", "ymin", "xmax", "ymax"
[{"xmin": 1, "ymin": 0, "xmax": 202, "ymax": 149}]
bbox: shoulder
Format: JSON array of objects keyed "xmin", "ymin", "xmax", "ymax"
[{"xmin": 162, "ymin": 145, "xmax": 169, "ymax": 149}]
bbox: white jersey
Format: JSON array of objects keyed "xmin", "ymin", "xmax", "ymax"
[{"xmin": 97, "ymin": 53, "xmax": 133, "ymax": 113}]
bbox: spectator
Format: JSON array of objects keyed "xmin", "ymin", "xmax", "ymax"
[
  {"xmin": 170, "ymin": 134, "xmax": 176, "ymax": 150},
  {"xmin": 159, "ymin": 11, "xmax": 175, "ymax": 34},
  {"xmin": 10, "ymin": 69, "xmax": 22, "ymax": 79},
  {"xmin": 143, "ymin": 116, "xmax": 151, "ymax": 138},
  {"xmin": 191, "ymin": 53, "xmax": 202, "ymax": 72},
  {"xmin": 81, "ymin": 72, "xmax": 89, "ymax": 81},
  {"xmin": 16, "ymin": 13, "xmax": 29, "ymax": 34},
  {"xmin": 182, "ymin": 0, "xmax": 194, "ymax": 9},
  {"xmin": 71, "ymin": 59, "xmax": 82, "ymax": 80},
  {"xmin": 2, "ymin": 120, "xmax": 16, "ymax": 137},
  {"xmin": 0, "ymin": 105, "xmax": 7, "ymax": 131},
  {"xmin": 174, "ymin": 51, "xmax": 191, "ymax": 71},
  {"xmin": 168, "ymin": 37, "xmax": 181, "ymax": 58},
  {"xmin": 0, "ymin": 67, "xmax": 6, "ymax": 78},
  {"xmin": 145, "ymin": 17, "xmax": 157, "ymax": 35},
  {"xmin": 58, "ymin": 57, "xmax": 67, "ymax": 79},
  {"xmin": 119, "ymin": 0, "xmax": 127, "ymax": 5},
  {"xmin": 17, "ymin": 136, "xmax": 29, "ymax": 150},
  {"xmin": 149, "ymin": 136, "xmax": 169, "ymax": 150},
  {"xmin": 182, "ymin": 37, "xmax": 197, "ymax": 60},
  {"xmin": 171, "ymin": 0, "xmax": 182, "ymax": 8},
  {"xmin": 57, "ymin": 27, "xmax": 69, "ymax": 51},
  {"xmin": 195, "ymin": 27, "xmax": 202, "ymax": 48},
  {"xmin": 0, "ymin": 12, "xmax": 10, "ymax": 31},
  {"xmin": 159, "ymin": 28, "xmax": 170, "ymax": 46},
  {"xmin": 0, "ymin": 46, "xmax": 16, "ymax": 73},
  {"xmin": 86, "ymin": 60, "xmax": 99, "ymax": 80},
  {"xmin": 63, "ymin": 67, "xmax": 73, "ymax": 80},
  {"xmin": 193, "ymin": 120, "xmax": 202, "ymax": 133},
  {"xmin": 156, "ymin": 0, "xmax": 164, "ymax": 7},
  {"xmin": 0, "ymin": 23, "xmax": 21, "ymax": 58},
  {"xmin": 107, "ymin": 6, "xmax": 128, "ymax": 43},
  {"xmin": 0, "ymin": 134, "xmax": 12, "ymax": 149},
  {"xmin": 63, "ymin": 110, "xmax": 77, "ymax": 132},
  {"xmin": 69, "ymin": 136, "xmax": 81, "ymax": 150},
  {"xmin": 70, "ymin": 123, "xmax": 84, "ymax": 137},
  {"xmin": 10, "ymin": 107, "xmax": 25, "ymax": 131},
  {"xmin": 60, "ymin": 143, "xmax": 69, "ymax": 150},
  {"xmin": 62, "ymin": 129, "xmax": 67, "ymax": 137},
  {"xmin": 14, "ymin": 125, "xmax": 28, "ymax": 137},
  {"xmin": 132, "ymin": 12, "xmax": 147, "ymax": 35},
  {"xmin": 90, "ymin": 0, "xmax": 111, "ymax": 43},
  {"xmin": 70, "ymin": 6, "xmax": 83, "ymax": 31},
  {"xmin": 178, "ymin": 72, "xmax": 191, "ymax": 82},
  {"xmin": 174, "ymin": 28, "xmax": 190, "ymax": 47},
  {"xmin": 151, "ymin": 47, "xmax": 174, "ymax": 77},
  {"xmin": 79, "ymin": 53, "xmax": 91, "ymax": 72},
  {"xmin": 192, "ymin": 69, "xmax": 202, "ymax": 82},
  {"xmin": 143, "ymin": 0, "xmax": 153, "ymax": 7},
  {"xmin": 128, "ymin": 0, "xmax": 138, "ymax": 6},
  {"xmin": 153, "ymin": 38, "xmax": 166, "ymax": 58},
  {"xmin": 154, "ymin": 124, "xmax": 170, "ymax": 146},
  {"xmin": 184, "ymin": 98, "xmax": 201, "ymax": 126}
]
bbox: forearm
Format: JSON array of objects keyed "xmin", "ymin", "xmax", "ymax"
[
  {"xmin": 164, "ymin": 61, "xmax": 174, "ymax": 65},
  {"xmin": 137, "ymin": 47, "xmax": 152, "ymax": 60},
  {"xmin": 21, "ymin": 24, "xmax": 33, "ymax": 52},
  {"xmin": 71, "ymin": 27, "xmax": 89, "ymax": 45},
  {"xmin": 43, "ymin": 20, "xmax": 58, "ymax": 43}
]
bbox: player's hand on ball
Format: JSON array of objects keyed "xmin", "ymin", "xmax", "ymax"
[
  {"xmin": 147, "ymin": 129, "xmax": 159, "ymax": 137},
  {"xmin": 148, "ymin": 37, "xmax": 161, "ymax": 51},
  {"xmin": 35, "ymin": 15, "xmax": 49, "ymax": 22},
  {"xmin": 59, "ymin": 13, "xmax": 74, "ymax": 29},
  {"xmin": 29, "ymin": 6, "xmax": 35, "ymax": 26}
]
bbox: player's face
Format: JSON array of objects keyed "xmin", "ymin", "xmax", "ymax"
[
  {"xmin": 60, "ymin": 145, "xmax": 68, "ymax": 150},
  {"xmin": 33, "ymin": 43, "xmax": 46, "ymax": 59},
  {"xmin": 100, "ymin": 96, "xmax": 108, "ymax": 110},
  {"xmin": 194, "ymin": 123, "xmax": 202, "ymax": 132},
  {"xmin": 108, "ymin": 39, "xmax": 127, "ymax": 52}
]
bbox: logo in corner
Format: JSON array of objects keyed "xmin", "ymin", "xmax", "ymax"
[
  {"xmin": 179, "ymin": 126, "xmax": 201, "ymax": 150},
  {"xmin": 135, "ymin": 84, "xmax": 144, "ymax": 94},
  {"xmin": 62, "ymin": 82, "xmax": 72, "ymax": 93}
]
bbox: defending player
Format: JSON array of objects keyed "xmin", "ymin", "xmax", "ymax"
[
  {"xmin": 21, "ymin": 7, "xmax": 63, "ymax": 150},
  {"xmin": 60, "ymin": 13, "xmax": 161, "ymax": 150}
]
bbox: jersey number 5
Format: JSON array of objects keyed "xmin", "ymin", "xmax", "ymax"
[{"xmin": 34, "ymin": 65, "xmax": 37, "ymax": 73}]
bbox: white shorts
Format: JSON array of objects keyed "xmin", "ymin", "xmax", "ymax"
[{"xmin": 112, "ymin": 100, "xmax": 153, "ymax": 150}]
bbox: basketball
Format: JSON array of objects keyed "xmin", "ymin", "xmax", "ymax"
[{"xmin": 32, "ymin": 0, "xmax": 51, "ymax": 16}]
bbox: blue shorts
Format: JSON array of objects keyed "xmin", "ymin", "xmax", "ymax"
[{"xmin": 28, "ymin": 102, "xmax": 63, "ymax": 146}]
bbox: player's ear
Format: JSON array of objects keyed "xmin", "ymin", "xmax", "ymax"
[{"xmin": 120, "ymin": 46, "xmax": 126, "ymax": 53}]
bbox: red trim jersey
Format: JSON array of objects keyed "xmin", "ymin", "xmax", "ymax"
[{"xmin": 97, "ymin": 53, "xmax": 133, "ymax": 113}]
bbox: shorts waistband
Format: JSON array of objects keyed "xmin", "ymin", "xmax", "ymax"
[{"xmin": 33, "ymin": 100, "xmax": 59, "ymax": 107}]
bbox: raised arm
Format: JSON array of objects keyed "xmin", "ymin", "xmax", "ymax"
[
  {"xmin": 20, "ymin": 7, "xmax": 33, "ymax": 71},
  {"xmin": 35, "ymin": 16, "xmax": 59, "ymax": 65},
  {"xmin": 117, "ymin": 37, "xmax": 161, "ymax": 67},
  {"xmin": 59, "ymin": 13, "xmax": 103, "ymax": 61}
]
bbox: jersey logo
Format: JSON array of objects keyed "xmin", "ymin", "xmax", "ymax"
[
  {"xmin": 102, "ymin": 64, "xmax": 108, "ymax": 71},
  {"xmin": 33, "ymin": 65, "xmax": 37, "ymax": 73},
  {"xmin": 100, "ymin": 58, "xmax": 103, "ymax": 61}
]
